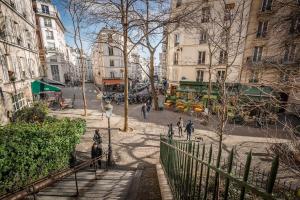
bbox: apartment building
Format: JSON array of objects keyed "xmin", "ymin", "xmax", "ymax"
[
  {"xmin": 0, "ymin": 0, "xmax": 40, "ymax": 124},
  {"xmin": 33, "ymin": 0, "xmax": 67, "ymax": 84},
  {"xmin": 166, "ymin": 0, "xmax": 251, "ymax": 87},
  {"xmin": 92, "ymin": 28, "xmax": 143, "ymax": 89},
  {"xmin": 129, "ymin": 53, "xmax": 143, "ymax": 81},
  {"xmin": 241, "ymin": 0, "xmax": 300, "ymax": 111}
]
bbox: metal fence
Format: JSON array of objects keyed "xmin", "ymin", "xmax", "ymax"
[{"xmin": 160, "ymin": 137, "xmax": 295, "ymax": 200}]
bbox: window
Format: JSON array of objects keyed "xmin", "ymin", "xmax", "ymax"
[
  {"xmin": 201, "ymin": 7, "xmax": 210, "ymax": 23},
  {"xmin": 110, "ymin": 59, "xmax": 114, "ymax": 66},
  {"xmin": 198, "ymin": 51, "xmax": 206, "ymax": 64},
  {"xmin": 46, "ymin": 30, "xmax": 54, "ymax": 39},
  {"xmin": 224, "ymin": 3, "xmax": 235, "ymax": 21},
  {"xmin": 47, "ymin": 42, "xmax": 55, "ymax": 50},
  {"xmin": 108, "ymin": 47, "xmax": 114, "ymax": 56},
  {"xmin": 219, "ymin": 50, "xmax": 228, "ymax": 64},
  {"xmin": 174, "ymin": 34, "xmax": 180, "ymax": 46},
  {"xmin": 199, "ymin": 31, "xmax": 207, "ymax": 44},
  {"xmin": 0, "ymin": 55, "xmax": 8, "ymax": 82},
  {"xmin": 51, "ymin": 65, "xmax": 60, "ymax": 81},
  {"xmin": 249, "ymin": 70, "xmax": 259, "ymax": 83},
  {"xmin": 174, "ymin": 52, "xmax": 178, "ymax": 65},
  {"xmin": 289, "ymin": 17, "xmax": 300, "ymax": 34},
  {"xmin": 217, "ymin": 70, "xmax": 225, "ymax": 82},
  {"xmin": 196, "ymin": 70, "xmax": 204, "ymax": 82},
  {"xmin": 253, "ymin": 46, "xmax": 263, "ymax": 62},
  {"xmin": 108, "ymin": 33, "xmax": 113, "ymax": 42},
  {"xmin": 283, "ymin": 44, "xmax": 296, "ymax": 63},
  {"xmin": 176, "ymin": 0, "xmax": 182, "ymax": 7},
  {"xmin": 44, "ymin": 17, "xmax": 52, "ymax": 27},
  {"xmin": 172, "ymin": 69, "xmax": 178, "ymax": 81},
  {"xmin": 220, "ymin": 29, "xmax": 230, "ymax": 43},
  {"xmin": 12, "ymin": 93, "xmax": 26, "ymax": 111},
  {"xmin": 110, "ymin": 71, "xmax": 115, "ymax": 78},
  {"xmin": 50, "ymin": 57, "xmax": 57, "ymax": 62},
  {"xmin": 257, "ymin": 21, "xmax": 268, "ymax": 38},
  {"xmin": 280, "ymin": 70, "xmax": 291, "ymax": 82},
  {"xmin": 261, "ymin": 0, "xmax": 272, "ymax": 11},
  {"xmin": 41, "ymin": 5, "xmax": 50, "ymax": 14}
]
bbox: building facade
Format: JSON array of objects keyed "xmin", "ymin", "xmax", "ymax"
[
  {"xmin": 0, "ymin": 0, "xmax": 40, "ymax": 124},
  {"xmin": 92, "ymin": 28, "xmax": 143, "ymax": 89},
  {"xmin": 33, "ymin": 0, "xmax": 67, "ymax": 84},
  {"xmin": 166, "ymin": 0, "xmax": 251, "ymax": 86},
  {"xmin": 241, "ymin": 0, "xmax": 300, "ymax": 112}
]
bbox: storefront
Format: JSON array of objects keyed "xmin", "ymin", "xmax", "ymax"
[{"xmin": 102, "ymin": 78, "xmax": 125, "ymax": 92}]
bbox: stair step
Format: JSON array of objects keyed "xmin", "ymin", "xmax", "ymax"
[{"xmin": 36, "ymin": 169, "xmax": 134, "ymax": 200}]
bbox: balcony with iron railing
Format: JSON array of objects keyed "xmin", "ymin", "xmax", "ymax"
[
  {"xmin": 34, "ymin": 8, "xmax": 57, "ymax": 18},
  {"xmin": 245, "ymin": 56, "xmax": 300, "ymax": 67}
]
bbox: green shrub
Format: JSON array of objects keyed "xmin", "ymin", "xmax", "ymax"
[
  {"xmin": 13, "ymin": 102, "xmax": 48, "ymax": 123},
  {"xmin": 0, "ymin": 118, "xmax": 86, "ymax": 194}
]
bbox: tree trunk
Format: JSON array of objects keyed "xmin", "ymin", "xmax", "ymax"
[
  {"xmin": 149, "ymin": 51, "xmax": 158, "ymax": 110},
  {"xmin": 80, "ymin": 50, "xmax": 87, "ymax": 116},
  {"xmin": 123, "ymin": 24, "xmax": 129, "ymax": 132},
  {"xmin": 78, "ymin": 28, "xmax": 87, "ymax": 116},
  {"xmin": 207, "ymin": 44, "xmax": 213, "ymax": 114}
]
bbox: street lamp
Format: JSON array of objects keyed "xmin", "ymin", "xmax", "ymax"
[{"xmin": 104, "ymin": 101, "xmax": 113, "ymax": 166}]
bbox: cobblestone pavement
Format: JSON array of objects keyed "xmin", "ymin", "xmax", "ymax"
[{"xmin": 50, "ymin": 84, "xmax": 298, "ymax": 196}]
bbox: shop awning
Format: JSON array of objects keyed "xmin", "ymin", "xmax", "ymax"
[
  {"xmin": 31, "ymin": 80, "xmax": 61, "ymax": 95},
  {"xmin": 103, "ymin": 79, "xmax": 124, "ymax": 85},
  {"xmin": 241, "ymin": 86, "xmax": 274, "ymax": 97}
]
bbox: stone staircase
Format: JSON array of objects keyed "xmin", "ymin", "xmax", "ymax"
[{"xmin": 35, "ymin": 169, "xmax": 134, "ymax": 200}]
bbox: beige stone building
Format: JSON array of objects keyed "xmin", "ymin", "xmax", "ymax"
[
  {"xmin": 33, "ymin": 0, "xmax": 67, "ymax": 84},
  {"xmin": 0, "ymin": 0, "xmax": 40, "ymax": 124},
  {"xmin": 92, "ymin": 28, "xmax": 143, "ymax": 89},
  {"xmin": 241, "ymin": 0, "xmax": 300, "ymax": 112},
  {"xmin": 166, "ymin": 0, "xmax": 251, "ymax": 87}
]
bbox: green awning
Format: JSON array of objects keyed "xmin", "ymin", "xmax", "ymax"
[
  {"xmin": 31, "ymin": 80, "xmax": 61, "ymax": 95},
  {"xmin": 202, "ymin": 95, "xmax": 218, "ymax": 100},
  {"xmin": 241, "ymin": 86, "xmax": 273, "ymax": 97}
]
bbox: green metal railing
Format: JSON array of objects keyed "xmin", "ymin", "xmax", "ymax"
[{"xmin": 160, "ymin": 137, "xmax": 294, "ymax": 200}]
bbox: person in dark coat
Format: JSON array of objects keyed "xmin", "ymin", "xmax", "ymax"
[
  {"xmin": 141, "ymin": 103, "xmax": 147, "ymax": 119},
  {"xmin": 177, "ymin": 117, "xmax": 184, "ymax": 137},
  {"xmin": 91, "ymin": 142, "xmax": 102, "ymax": 168},
  {"xmin": 93, "ymin": 129, "xmax": 102, "ymax": 145},
  {"xmin": 184, "ymin": 120, "xmax": 194, "ymax": 140},
  {"xmin": 146, "ymin": 99, "xmax": 151, "ymax": 112}
]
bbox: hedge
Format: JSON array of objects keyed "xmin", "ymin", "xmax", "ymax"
[{"xmin": 0, "ymin": 118, "xmax": 86, "ymax": 194}]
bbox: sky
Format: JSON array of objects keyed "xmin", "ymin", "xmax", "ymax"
[{"xmin": 52, "ymin": 0, "xmax": 162, "ymax": 65}]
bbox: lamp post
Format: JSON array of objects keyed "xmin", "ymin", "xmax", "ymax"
[{"xmin": 104, "ymin": 101, "xmax": 113, "ymax": 166}]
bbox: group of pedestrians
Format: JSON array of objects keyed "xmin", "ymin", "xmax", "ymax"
[{"xmin": 168, "ymin": 117, "xmax": 194, "ymax": 140}]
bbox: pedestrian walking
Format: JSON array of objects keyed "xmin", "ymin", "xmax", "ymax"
[
  {"xmin": 141, "ymin": 103, "xmax": 147, "ymax": 119},
  {"xmin": 93, "ymin": 129, "xmax": 102, "ymax": 145},
  {"xmin": 167, "ymin": 123, "xmax": 174, "ymax": 139},
  {"xmin": 91, "ymin": 142, "xmax": 102, "ymax": 168},
  {"xmin": 184, "ymin": 120, "xmax": 194, "ymax": 140},
  {"xmin": 146, "ymin": 99, "xmax": 151, "ymax": 112},
  {"xmin": 177, "ymin": 117, "xmax": 184, "ymax": 137}
]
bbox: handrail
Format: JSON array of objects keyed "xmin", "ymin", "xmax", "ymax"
[
  {"xmin": 1, "ymin": 151, "xmax": 108, "ymax": 200},
  {"xmin": 161, "ymin": 141, "xmax": 274, "ymax": 199}
]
